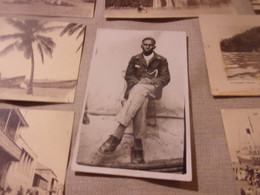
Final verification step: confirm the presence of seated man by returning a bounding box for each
[99,37,171,164]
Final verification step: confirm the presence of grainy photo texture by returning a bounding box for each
[221,109,260,195]
[199,14,260,96]
[105,0,236,18]
[0,0,95,18]
[72,29,191,181]
[250,0,260,14]
[0,108,74,195]
[0,17,85,103]
[220,26,260,80]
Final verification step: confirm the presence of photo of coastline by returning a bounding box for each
[0,17,85,103]
[220,26,260,81]
[199,14,260,96]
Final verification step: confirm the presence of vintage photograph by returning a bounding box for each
[104,0,236,18]
[0,17,85,103]
[220,26,260,80]
[221,109,260,195]
[199,14,260,96]
[72,29,191,181]
[250,0,260,14]
[0,108,74,195]
[0,0,95,18]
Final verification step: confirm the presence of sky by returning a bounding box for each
[0,17,84,81]
[20,109,74,184]
[217,25,257,40]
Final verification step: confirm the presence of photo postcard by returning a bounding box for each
[0,108,74,195]
[0,0,95,18]
[105,0,236,19]
[250,0,260,14]
[199,14,260,96]
[221,108,260,195]
[72,28,192,181]
[0,16,86,103]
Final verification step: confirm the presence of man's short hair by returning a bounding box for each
[142,37,156,45]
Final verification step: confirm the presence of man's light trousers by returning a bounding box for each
[116,84,156,139]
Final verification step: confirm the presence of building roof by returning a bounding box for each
[14,109,29,128]
[36,162,58,179]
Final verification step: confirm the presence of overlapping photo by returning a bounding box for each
[0,108,74,195]
[199,14,260,96]
[250,0,260,14]
[0,17,86,103]
[72,29,192,181]
[105,0,236,18]
[221,109,260,195]
[0,0,95,18]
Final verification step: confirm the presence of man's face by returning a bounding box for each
[141,39,156,56]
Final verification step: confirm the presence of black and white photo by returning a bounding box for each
[0,108,74,195]
[0,0,95,18]
[0,17,85,103]
[250,0,260,14]
[72,29,191,181]
[105,0,236,18]
[220,26,260,81]
[199,14,260,96]
[221,109,260,195]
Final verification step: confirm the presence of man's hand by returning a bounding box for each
[138,78,154,84]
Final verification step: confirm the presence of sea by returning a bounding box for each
[222,52,260,80]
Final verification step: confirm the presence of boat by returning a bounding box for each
[24,79,77,89]
[236,115,260,166]
[0,75,26,88]
[237,149,260,165]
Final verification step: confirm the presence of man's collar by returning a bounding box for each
[143,52,154,59]
[135,52,161,60]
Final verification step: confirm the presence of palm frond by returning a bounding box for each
[60,23,78,36]
[40,25,65,33]
[60,23,85,37]
[36,35,56,59]
[69,24,85,36]
[36,35,56,49]
[35,21,64,33]
[76,42,83,53]
[37,43,44,64]
[34,20,49,32]
[5,18,27,32]
[0,33,25,41]
[40,42,53,58]
[76,26,86,40]
[0,41,18,57]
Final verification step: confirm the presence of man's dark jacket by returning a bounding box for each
[124,52,170,99]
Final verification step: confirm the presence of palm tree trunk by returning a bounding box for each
[27,46,35,94]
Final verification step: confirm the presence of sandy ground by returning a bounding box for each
[105,5,236,18]
[0,87,75,103]
[0,0,95,18]
[77,115,184,171]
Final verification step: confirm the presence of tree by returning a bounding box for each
[220,26,260,52]
[60,23,86,52]
[0,18,62,94]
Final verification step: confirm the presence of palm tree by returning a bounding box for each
[60,23,86,52]
[0,18,62,94]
